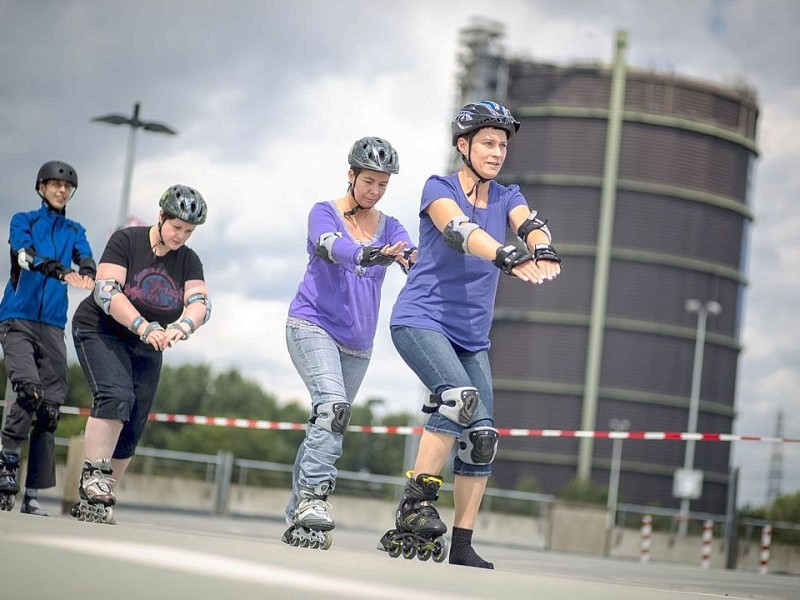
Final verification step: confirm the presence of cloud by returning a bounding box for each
[3,0,799,507]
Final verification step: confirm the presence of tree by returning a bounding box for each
[557,477,607,505]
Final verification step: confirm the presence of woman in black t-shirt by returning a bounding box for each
[71,184,211,523]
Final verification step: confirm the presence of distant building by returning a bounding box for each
[455,21,760,513]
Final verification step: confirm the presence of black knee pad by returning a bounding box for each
[14,381,43,413]
[310,401,352,434]
[34,402,60,433]
[457,426,499,465]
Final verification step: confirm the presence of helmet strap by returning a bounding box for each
[344,169,365,217]
[460,137,490,199]
[152,217,167,254]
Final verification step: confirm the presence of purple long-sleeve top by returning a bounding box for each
[288,200,414,351]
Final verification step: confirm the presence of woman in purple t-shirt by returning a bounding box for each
[282,137,416,550]
[379,102,562,568]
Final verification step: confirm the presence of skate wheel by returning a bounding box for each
[432,537,448,563]
[321,531,333,550]
[417,546,432,561]
[401,539,417,559]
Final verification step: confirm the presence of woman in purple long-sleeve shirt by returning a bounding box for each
[282,137,416,550]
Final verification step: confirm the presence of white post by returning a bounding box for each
[640,514,652,564]
[759,524,772,574]
[679,299,721,535]
[700,519,713,569]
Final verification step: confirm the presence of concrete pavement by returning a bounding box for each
[0,499,796,600]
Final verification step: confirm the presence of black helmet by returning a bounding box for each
[36,161,78,191]
[159,185,207,225]
[451,101,520,146]
[348,137,399,174]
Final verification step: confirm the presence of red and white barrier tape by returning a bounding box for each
[20,404,796,442]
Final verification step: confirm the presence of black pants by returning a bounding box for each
[1,319,67,489]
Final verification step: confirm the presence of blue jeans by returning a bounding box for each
[391,325,495,477]
[72,327,162,459]
[284,325,370,520]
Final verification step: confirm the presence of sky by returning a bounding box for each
[1,0,798,508]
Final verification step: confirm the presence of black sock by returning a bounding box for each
[449,527,494,569]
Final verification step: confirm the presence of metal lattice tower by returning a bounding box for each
[449,18,509,172]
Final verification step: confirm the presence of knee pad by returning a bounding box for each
[457,426,499,465]
[423,387,478,426]
[34,402,60,433]
[310,401,352,434]
[14,381,43,413]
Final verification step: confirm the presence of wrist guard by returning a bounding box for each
[400,248,416,274]
[78,257,97,278]
[358,246,395,267]
[140,321,165,343]
[533,243,561,265]
[167,316,195,340]
[130,316,146,335]
[40,259,73,281]
[517,210,552,244]
[493,244,532,275]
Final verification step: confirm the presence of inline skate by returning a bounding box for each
[0,451,20,511]
[71,458,116,524]
[282,481,334,550]
[378,471,448,562]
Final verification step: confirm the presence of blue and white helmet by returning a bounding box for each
[451,101,520,146]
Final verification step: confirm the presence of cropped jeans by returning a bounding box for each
[284,324,370,520]
[72,327,162,460]
[390,325,495,477]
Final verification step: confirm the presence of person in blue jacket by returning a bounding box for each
[0,161,95,514]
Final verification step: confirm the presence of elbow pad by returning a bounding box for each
[315,232,342,264]
[17,248,36,271]
[93,279,122,314]
[187,292,212,325]
[443,216,480,254]
[517,210,552,244]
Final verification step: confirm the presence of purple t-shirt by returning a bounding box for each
[390,173,527,351]
[288,201,414,350]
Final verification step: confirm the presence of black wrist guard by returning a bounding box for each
[78,257,97,278]
[493,244,532,275]
[359,246,396,267]
[533,244,561,265]
[400,248,416,274]
[40,260,73,281]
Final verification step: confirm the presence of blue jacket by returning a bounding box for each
[0,201,95,329]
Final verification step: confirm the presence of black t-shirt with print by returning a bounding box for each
[73,226,205,337]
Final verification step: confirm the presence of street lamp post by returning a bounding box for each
[91,102,177,229]
[677,299,722,535]
[607,418,630,529]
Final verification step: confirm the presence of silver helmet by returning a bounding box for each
[348,137,399,174]
[159,185,207,225]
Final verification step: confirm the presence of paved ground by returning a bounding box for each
[0,499,797,600]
